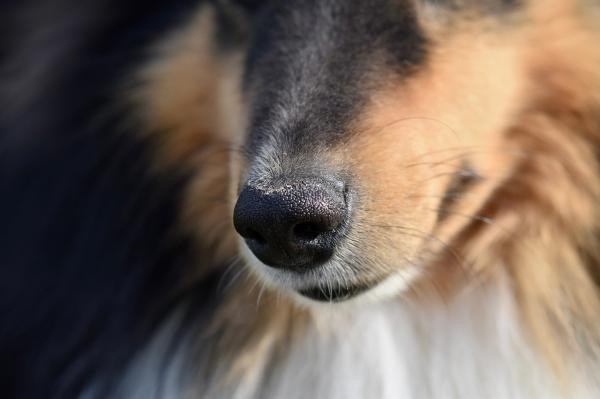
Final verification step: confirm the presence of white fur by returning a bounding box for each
[112,271,596,399]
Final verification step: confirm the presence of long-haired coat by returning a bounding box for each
[1,0,599,398]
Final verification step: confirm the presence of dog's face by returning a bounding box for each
[215,0,597,303]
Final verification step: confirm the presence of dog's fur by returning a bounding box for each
[1,0,599,398]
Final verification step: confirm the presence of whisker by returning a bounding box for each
[218,256,244,292]
[403,192,475,201]
[414,170,477,184]
[365,116,461,140]
[247,273,263,297]
[405,146,528,167]
[426,207,496,225]
[365,223,466,270]
[256,280,268,308]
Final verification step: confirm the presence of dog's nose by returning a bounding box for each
[233,176,348,271]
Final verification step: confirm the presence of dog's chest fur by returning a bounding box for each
[116,276,594,399]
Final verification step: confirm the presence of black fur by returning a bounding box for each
[244,0,427,162]
[0,1,221,398]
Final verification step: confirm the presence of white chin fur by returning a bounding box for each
[115,269,595,399]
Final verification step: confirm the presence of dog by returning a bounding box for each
[1,0,599,398]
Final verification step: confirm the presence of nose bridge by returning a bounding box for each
[244,2,368,154]
[251,173,344,198]
[246,144,331,190]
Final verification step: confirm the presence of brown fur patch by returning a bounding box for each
[127,5,246,271]
[327,15,526,281]
[210,284,307,390]
[430,0,600,378]
[498,0,600,376]
[330,0,600,378]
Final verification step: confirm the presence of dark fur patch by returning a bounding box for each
[0,1,223,397]
[242,0,428,170]
[436,163,481,223]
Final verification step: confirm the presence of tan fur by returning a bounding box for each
[127,5,246,270]
[210,286,307,390]
[327,0,600,379]
[499,0,600,376]
[328,9,527,284]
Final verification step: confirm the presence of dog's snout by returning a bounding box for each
[233,176,348,271]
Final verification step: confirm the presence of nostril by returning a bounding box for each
[244,228,266,245]
[293,222,327,241]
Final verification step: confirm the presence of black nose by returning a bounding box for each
[233,176,348,271]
